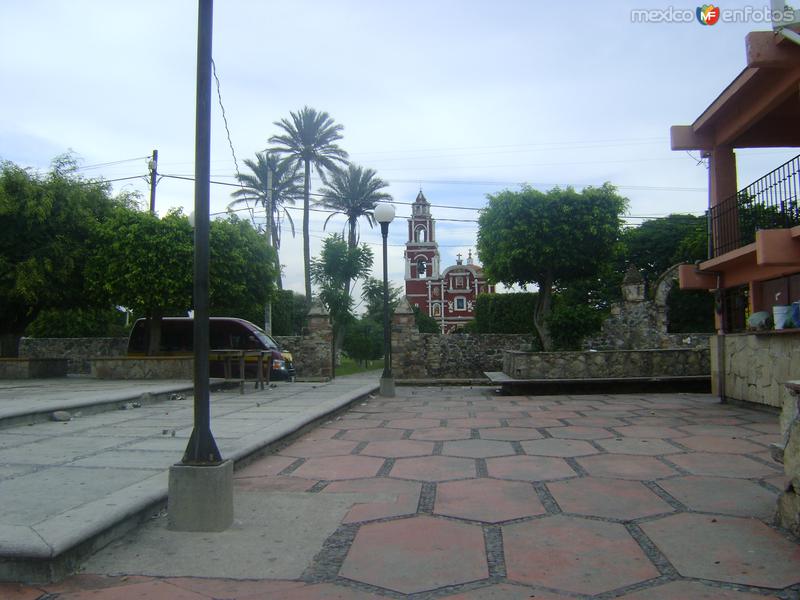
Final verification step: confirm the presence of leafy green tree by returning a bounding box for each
[0,157,123,356]
[412,306,441,333]
[25,307,130,338]
[228,151,301,289]
[360,277,402,322]
[269,107,349,306]
[343,317,383,366]
[477,184,627,350]
[310,234,373,377]
[271,290,307,336]
[86,208,193,354]
[209,214,277,325]
[544,299,606,350]
[472,293,539,334]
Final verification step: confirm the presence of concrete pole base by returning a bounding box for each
[380,377,395,397]
[168,459,233,532]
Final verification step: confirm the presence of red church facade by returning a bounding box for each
[404,191,494,333]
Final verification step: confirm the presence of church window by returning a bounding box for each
[454,276,464,288]
[415,227,427,242]
[455,297,466,311]
[432,304,441,317]
[416,257,427,278]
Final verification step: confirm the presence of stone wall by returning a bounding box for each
[712,332,800,408]
[275,299,334,379]
[0,358,69,379]
[19,337,128,374]
[390,298,534,380]
[503,348,710,380]
[91,357,194,379]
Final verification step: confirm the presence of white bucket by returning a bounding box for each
[773,305,792,330]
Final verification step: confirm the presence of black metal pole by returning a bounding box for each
[149,149,158,214]
[381,221,392,380]
[183,0,221,465]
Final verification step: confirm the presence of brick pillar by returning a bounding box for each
[392,297,424,379]
[305,299,333,379]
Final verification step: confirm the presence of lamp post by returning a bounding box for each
[374,203,395,397]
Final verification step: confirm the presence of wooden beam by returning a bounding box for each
[746,31,800,68]
[670,125,712,151]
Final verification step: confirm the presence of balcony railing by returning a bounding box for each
[709,153,800,258]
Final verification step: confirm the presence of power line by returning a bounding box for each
[75,156,150,172]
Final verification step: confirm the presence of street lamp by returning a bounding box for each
[374,203,395,397]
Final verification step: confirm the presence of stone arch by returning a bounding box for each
[415,226,427,242]
[652,263,682,309]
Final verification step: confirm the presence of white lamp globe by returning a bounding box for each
[374,203,396,224]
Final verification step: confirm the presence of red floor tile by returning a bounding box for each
[617,580,779,599]
[323,419,385,430]
[0,583,47,600]
[448,417,503,428]
[233,475,316,492]
[520,438,599,457]
[290,455,385,480]
[612,425,688,438]
[503,515,659,594]
[442,583,572,599]
[657,475,779,519]
[668,452,779,479]
[385,417,442,429]
[340,427,405,442]
[390,455,477,481]
[359,439,435,458]
[324,477,422,523]
[479,427,544,441]
[677,435,766,454]
[55,580,210,599]
[233,455,297,479]
[410,427,472,441]
[278,438,359,458]
[166,577,305,599]
[486,455,576,482]
[594,437,682,456]
[340,516,488,594]
[435,477,545,522]
[548,477,674,520]
[547,426,614,440]
[442,439,516,458]
[641,513,800,588]
[261,582,384,599]
[504,417,565,428]
[576,454,677,480]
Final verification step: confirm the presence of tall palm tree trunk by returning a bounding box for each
[303,158,312,308]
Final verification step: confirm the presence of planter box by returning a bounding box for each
[0,358,69,379]
[91,357,194,380]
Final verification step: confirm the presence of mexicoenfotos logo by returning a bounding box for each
[696,4,721,25]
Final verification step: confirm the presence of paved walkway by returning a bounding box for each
[3,386,800,599]
[0,374,379,582]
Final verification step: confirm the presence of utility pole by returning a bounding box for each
[148,149,159,214]
[264,167,273,334]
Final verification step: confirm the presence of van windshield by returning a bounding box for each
[253,330,277,349]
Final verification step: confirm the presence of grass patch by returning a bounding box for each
[336,356,383,376]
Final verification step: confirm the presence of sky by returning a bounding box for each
[1,0,798,305]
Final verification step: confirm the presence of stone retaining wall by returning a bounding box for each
[502,347,710,380]
[19,337,128,374]
[0,358,69,379]
[91,357,194,379]
[712,332,800,408]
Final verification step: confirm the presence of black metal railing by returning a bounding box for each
[709,153,800,257]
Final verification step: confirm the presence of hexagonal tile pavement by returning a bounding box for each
[547,477,674,520]
[617,580,778,599]
[390,455,477,482]
[479,427,544,441]
[676,435,765,454]
[486,455,576,482]
[641,513,800,588]
[340,427,406,442]
[340,516,488,594]
[594,437,682,456]
[409,427,472,441]
[435,478,545,522]
[385,417,442,429]
[612,425,688,439]
[359,439,434,458]
[234,475,317,492]
[503,515,659,594]
[657,475,778,519]
[520,438,599,458]
[547,426,615,440]
[677,424,759,438]
[233,455,297,479]
[576,454,677,480]
[164,578,307,599]
[324,478,422,523]
[448,417,503,428]
[505,417,566,428]
[279,438,359,458]
[323,419,385,430]
[441,583,572,599]
[290,455,385,480]
[442,439,516,458]
[566,417,628,428]
[668,452,778,479]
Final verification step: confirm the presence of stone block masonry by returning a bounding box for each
[19,337,128,374]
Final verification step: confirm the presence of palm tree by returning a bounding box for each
[228,151,301,289]
[269,107,348,305]
[318,164,392,250]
